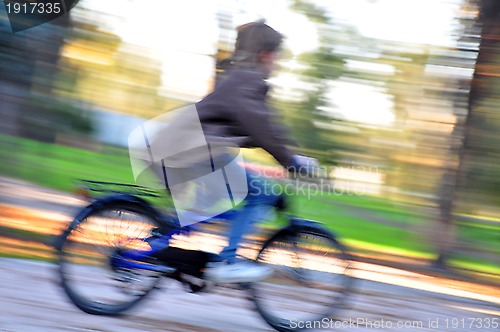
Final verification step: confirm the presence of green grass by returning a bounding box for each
[449,258,500,276]
[1,135,135,192]
[1,134,499,275]
[457,221,500,251]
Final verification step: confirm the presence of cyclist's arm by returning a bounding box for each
[233,80,295,167]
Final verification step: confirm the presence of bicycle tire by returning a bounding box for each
[55,197,166,315]
[251,220,354,331]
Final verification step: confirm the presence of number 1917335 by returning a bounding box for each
[444,317,498,329]
[6,2,62,14]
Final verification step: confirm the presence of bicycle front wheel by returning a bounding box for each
[251,222,354,332]
[56,199,165,315]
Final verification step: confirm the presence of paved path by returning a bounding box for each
[0,258,498,332]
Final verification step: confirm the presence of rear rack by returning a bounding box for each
[77,180,161,198]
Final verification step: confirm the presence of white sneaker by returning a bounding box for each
[204,261,273,284]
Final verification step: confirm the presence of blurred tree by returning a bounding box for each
[59,12,164,119]
[0,8,94,142]
[435,0,500,268]
[0,11,34,136]
[286,0,348,163]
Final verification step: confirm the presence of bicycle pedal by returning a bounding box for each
[180,274,207,293]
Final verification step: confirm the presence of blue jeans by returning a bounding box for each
[217,169,279,263]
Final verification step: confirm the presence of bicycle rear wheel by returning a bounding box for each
[251,222,354,331]
[56,199,165,315]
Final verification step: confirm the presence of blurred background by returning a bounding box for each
[0,0,499,281]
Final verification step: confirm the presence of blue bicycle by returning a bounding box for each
[54,180,354,332]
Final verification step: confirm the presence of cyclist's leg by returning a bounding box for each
[218,170,278,263]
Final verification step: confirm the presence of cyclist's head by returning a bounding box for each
[231,21,283,77]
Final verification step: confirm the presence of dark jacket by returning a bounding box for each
[195,67,294,167]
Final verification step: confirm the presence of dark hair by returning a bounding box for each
[215,22,283,84]
[235,22,283,53]
[231,21,283,65]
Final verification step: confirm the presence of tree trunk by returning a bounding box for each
[434,0,500,268]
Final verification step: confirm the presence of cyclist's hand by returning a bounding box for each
[287,155,320,177]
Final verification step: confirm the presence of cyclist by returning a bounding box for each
[192,21,318,283]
